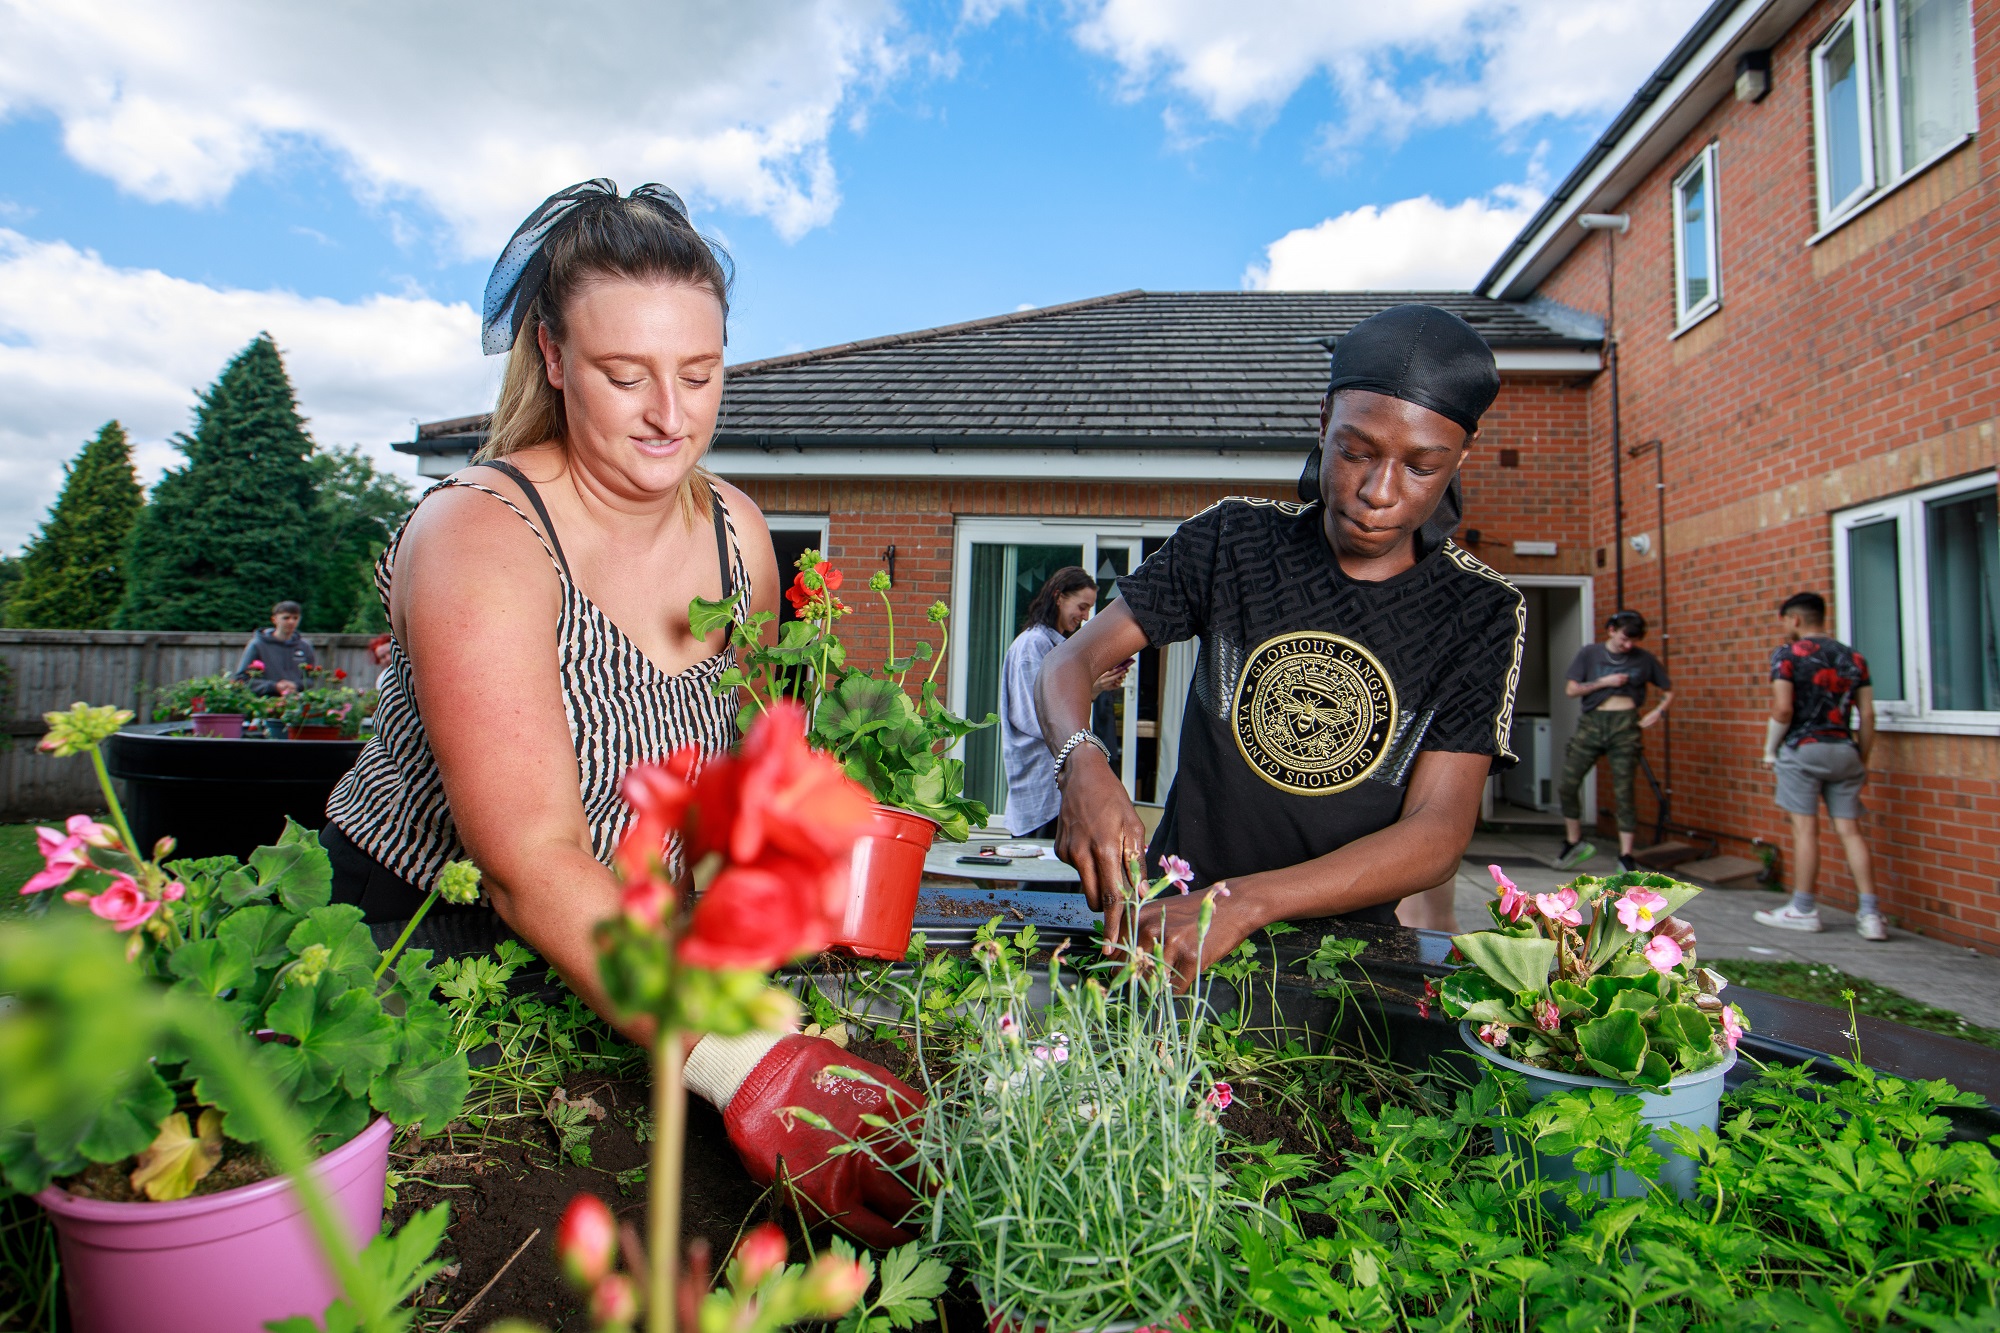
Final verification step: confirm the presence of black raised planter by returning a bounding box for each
[904,886,2000,1137]
[102,722,365,862]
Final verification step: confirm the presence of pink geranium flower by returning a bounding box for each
[1490,865,1530,922]
[1533,888,1582,928]
[22,816,108,894]
[1161,855,1194,893]
[67,875,158,931]
[1720,1004,1744,1051]
[1643,933,1684,973]
[1614,887,1668,932]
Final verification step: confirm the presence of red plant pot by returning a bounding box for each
[189,712,245,739]
[286,725,346,740]
[829,804,938,960]
[35,1115,392,1333]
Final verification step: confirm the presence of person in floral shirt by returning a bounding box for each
[1754,591,1886,941]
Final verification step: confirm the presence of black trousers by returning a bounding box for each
[324,822,521,959]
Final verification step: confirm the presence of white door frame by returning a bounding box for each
[1496,573,1597,824]
[950,516,1183,799]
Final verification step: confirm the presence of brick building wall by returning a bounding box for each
[1529,0,2000,949]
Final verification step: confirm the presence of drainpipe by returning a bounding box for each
[1578,213,1631,609]
[1631,437,1670,835]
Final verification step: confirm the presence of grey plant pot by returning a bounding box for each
[1460,1019,1735,1202]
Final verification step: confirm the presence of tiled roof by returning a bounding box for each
[398,290,1594,455]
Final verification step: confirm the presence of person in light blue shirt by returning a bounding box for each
[1000,567,1129,837]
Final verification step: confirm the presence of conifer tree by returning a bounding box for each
[118,335,321,632]
[6,421,145,629]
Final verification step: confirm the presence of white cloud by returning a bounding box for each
[1066,0,1710,136]
[1244,187,1544,291]
[0,230,495,551]
[0,0,909,253]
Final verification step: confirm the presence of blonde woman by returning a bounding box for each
[323,181,920,1245]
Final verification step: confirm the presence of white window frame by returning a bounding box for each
[1810,0,1979,235]
[1831,470,2000,735]
[1671,144,1722,333]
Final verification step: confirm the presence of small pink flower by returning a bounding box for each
[1477,1022,1510,1050]
[1533,888,1582,928]
[1643,934,1684,973]
[997,1012,1019,1039]
[249,659,265,671]
[22,824,92,894]
[1417,977,1437,1021]
[1491,863,1531,922]
[1534,999,1561,1033]
[78,876,158,931]
[1031,1033,1069,1064]
[1210,883,1231,899]
[1614,888,1668,932]
[1206,1081,1233,1111]
[162,880,185,902]
[65,815,116,848]
[1161,855,1194,892]
[1720,1004,1744,1051]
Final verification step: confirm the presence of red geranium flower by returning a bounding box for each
[679,853,847,969]
[616,746,705,882]
[726,702,873,871]
[784,561,844,615]
[332,668,348,681]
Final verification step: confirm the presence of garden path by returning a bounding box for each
[1457,832,2000,1029]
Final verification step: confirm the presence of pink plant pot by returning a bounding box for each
[189,712,246,739]
[36,1116,392,1333]
[286,725,346,741]
[829,805,938,960]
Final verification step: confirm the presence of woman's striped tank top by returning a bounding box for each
[325,461,748,892]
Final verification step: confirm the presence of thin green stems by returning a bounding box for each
[649,1023,687,1333]
[373,887,441,981]
[87,746,142,868]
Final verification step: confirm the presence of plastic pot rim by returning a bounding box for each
[1458,1019,1738,1094]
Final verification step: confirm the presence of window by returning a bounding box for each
[1811,0,1976,229]
[1833,472,2000,731]
[1671,145,1721,328]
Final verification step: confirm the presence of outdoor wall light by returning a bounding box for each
[1513,540,1559,557]
[1577,213,1630,233]
[1630,533,1654,556]
[1735,50,1772,103]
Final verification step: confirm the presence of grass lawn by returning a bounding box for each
[1724,958,2000,1052]
[0,824,41,912]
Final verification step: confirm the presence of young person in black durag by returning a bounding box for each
[1038,305,1525,986]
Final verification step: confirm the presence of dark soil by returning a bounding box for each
[917,892,1029,921]
[61,1137,274,1202]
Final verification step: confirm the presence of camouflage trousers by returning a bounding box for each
[1557,708,1643,832]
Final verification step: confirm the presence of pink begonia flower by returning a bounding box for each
[1534,999,1562,1034]
[1643,933,1685,973]
[1615,887,1669,932]
[1477,1022,1510,1050]
[1206,1081,1233,1111]
[1490,865,1531,922]
[69,876,159,931]
[1533,888,1583,928]
[1720,1004,1744,1051]
[1161,855,1194,893]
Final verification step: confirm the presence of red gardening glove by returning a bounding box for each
[722,1035,925,1248]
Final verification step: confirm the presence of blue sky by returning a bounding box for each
[0,0,1706,550]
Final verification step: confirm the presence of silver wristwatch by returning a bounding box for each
[1052,729,1112,781]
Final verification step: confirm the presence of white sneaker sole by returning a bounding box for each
[1857,916,1889,942]
[1753,911,1824,933]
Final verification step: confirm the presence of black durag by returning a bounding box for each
[1298,304,1500,545]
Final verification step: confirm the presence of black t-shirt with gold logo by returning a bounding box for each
[1117,497,1524,923]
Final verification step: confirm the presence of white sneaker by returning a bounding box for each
[1856,911,1888,942]
[1753,904,1824,933]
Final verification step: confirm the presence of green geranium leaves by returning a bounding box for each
[260,976,398,1104]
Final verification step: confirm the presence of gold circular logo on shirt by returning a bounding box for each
[1231,631,1398,795]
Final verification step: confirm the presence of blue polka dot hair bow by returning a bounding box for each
[480,178,690,356]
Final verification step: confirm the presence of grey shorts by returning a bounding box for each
[1774,741,1866,819]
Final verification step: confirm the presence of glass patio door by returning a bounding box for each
[957,531,1151,821]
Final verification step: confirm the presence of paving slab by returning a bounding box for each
[1452,831,2000,1029]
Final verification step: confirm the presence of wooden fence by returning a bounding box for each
[0,630,385,819]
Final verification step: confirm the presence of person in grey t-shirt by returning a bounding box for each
[999,567,1129,837]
